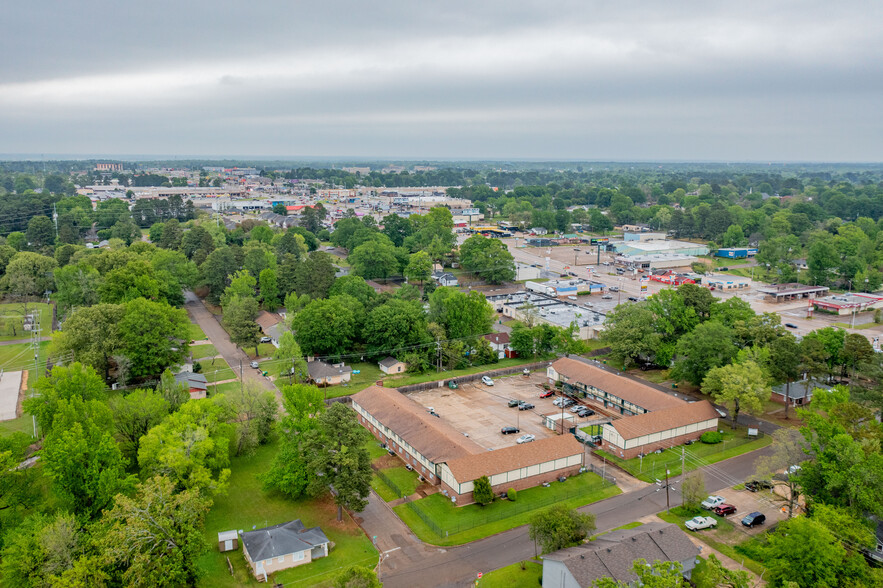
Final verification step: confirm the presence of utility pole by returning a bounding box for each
[665,469,670,511]
[436,338,441,373]
[681,448,686,505]
[52,203,58,239]
[239,360,243,393]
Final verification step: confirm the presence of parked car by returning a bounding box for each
[250,361,260,369]
[501,426,520,435]
[701,495,726,510]
[508,399,521,407]
[602,294,613,299]
[539,390,554,398]
[562,398,575,407]
[516,434,536,444]
[685,516,718,531]
[713,504,737,516]
[609,286,619,291]
[784,323,798,329]
[627,296,639,302]
[578,408,595,417]
[482,376,494,386]
[567,295,577,301]
[741,512,766,528]
[259,336,272,343]
[518,402,535,411]
[553,397,565,407]
[745,480,773,492]
[569,405,583,413]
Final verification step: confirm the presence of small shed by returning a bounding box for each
[218,530,238,552]
[544,413,576,433]
[379,357,407,375]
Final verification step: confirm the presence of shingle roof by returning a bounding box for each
[307,360,352,380]
[483,332,510,345]
[351,385,483,463]
[175,371,208,390]
[550,357,684,412]
[241,519,329,562]
[379,356,403,368]
[445,435,583,483]
[610,400,719,440]
[543,523,699,585]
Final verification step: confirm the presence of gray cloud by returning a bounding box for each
[1,1,880,160]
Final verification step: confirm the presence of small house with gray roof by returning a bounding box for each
[240,519,330,581]
[542,522,700,587]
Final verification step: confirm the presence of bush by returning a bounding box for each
[508,488,517,501]
[700,431,723,444]
[473,475,494,506]
[670,504,703,517]
[192,362,202,374]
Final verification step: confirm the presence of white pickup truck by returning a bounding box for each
[701,495,726,510]
[685,516,718,531]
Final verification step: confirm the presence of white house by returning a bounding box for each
[240,520,330,581]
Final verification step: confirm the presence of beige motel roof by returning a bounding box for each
[444,434,583,483]
[610,400,719,441]
[351,385,483,463]
[550,357,684,412]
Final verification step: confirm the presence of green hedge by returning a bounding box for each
[508,488,517,501]
[701,431,723,444]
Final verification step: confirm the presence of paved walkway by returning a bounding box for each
[184,291,277,397]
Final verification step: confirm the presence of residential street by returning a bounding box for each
[366,444,774,588]
[183,291,277,395]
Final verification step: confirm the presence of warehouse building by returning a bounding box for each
[701,275,752,291]
[612,238,709,257]
[351,386,585,505]
[715,247,758,259]
[616,253,698,270]
[486,291,606,340]
[811,293,883,315]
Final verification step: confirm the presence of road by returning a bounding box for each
[183,291,277,395]
[367,443,773,588]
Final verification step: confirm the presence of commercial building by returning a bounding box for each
[715,247,758,259]
[615,253,697,270]
[756,283,829,302]
[701,275,752,291]
[542,523,700,587]
[612,238,709,257]
[811,293,883,315]
[487,291,606,340]
[648,271,696,286]
[351,385,584,505]
[547,357,719,458]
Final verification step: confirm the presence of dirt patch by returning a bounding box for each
[373,455,400,470]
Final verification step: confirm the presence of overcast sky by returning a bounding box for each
[1,1,880,161]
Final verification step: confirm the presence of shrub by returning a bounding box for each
[508,488,517,501]
[473,475,494,506]
[671,504,702,517]
[192,362,202,374]
[700,431,723,444]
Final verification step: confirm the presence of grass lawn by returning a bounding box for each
[0,341,52,398]
[479,560,542,588]
[188,322,207,341]
[832,321,879,330]
[393,472,620,546]
[197,359,237,383]
[596,428,773,483]
[191,343,220,360]
[366,440,389,462]
[371,466,420,502]
[211,381,242,395]
[197,437,378,588]
[0,415,34,437]
[657,509,767,577]
[317,362,388,399]
[580,424,603,436]
[393,357,544,387]
[631,368,672,385]
[0,302,53,342]
[590,521,643,540]
[244,343,276,360]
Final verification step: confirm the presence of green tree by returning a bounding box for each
[158,218,183,250]
[349,239,399,280]
[262,384,326,498]
[220,269,257,307]
[458,235,515,284]
[272,203,288,215]
[472,475,494,505]
[2,251,57,297]
[118,298,190,379]
[592,559,685,588]
[328,275,378,307]
[273,332,309,383]
[677,283,717,320]
[842,332,873,378]
[428,287,494,339]
[42,397,136,518]
[333,565,382,588]
[99,260,166,304]
[381,213,413,247]
[102,475,211,588]
[768,334,801,419]
[109,389,170,466]
[601,304,663,368]
[0,512,87,588]
[764,517,844,588]
[199,247,238,304]
[51,304,125,379]
[54,263,102,312]
[23,362,108,435]
[156,368,189,411]
[27,215,56,249]
[110,219,141,245]
[221,294,261,356]
[807,239,839,286]
[305,403,372,521]
[362,299,430,358]
[404,250,433,285]
[292,297,357,356]
[137,401,233,495]
[294,251,337,299]
[681,472,705,509]
[528,504,596,554]
[258,268,280,311]
[671,321,737,386]
[214,382,277,457]
[702,360,771,429]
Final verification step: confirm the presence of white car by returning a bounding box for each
[250,361,260,369]
[701,495,726,510]
[481,376,494,386]
[516,434,535,444]
[553,397,565,407]
[685,516,718,531]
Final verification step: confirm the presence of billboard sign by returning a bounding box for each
[590,237,609,245]
[462,208,480,216]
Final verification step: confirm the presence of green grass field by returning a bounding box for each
[0,302,53,342]
[197,359,237,383]
[0,415,34,437]
[393,473,620,545]
[197,437,378,588]
[832,321,879,330]
[211,381,242,396]
[188,322,207,341]
[244,343,276,360]
[393,357,543,388]
[191,343,220,360]
[596,428,772,483]
[371,466,420,502]
[478,560,542,587]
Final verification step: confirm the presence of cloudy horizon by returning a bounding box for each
[2,1,881,162]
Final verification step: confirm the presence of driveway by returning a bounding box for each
[183,291,277,396]
[367,442,774,588]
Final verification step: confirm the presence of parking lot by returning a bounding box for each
[405,372,605,450]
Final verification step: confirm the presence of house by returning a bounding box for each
[542,522,700,587]
[256,311,283,344]
[864,519,883,566]
[771,378,830,407]
[240,520,330,581]
[483,332,515,359]
[306,360,352,386]
[379,356,407,375]
[432,271,459,287]
[174,371,208,400]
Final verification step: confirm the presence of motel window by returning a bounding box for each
[277,555,285,563]
[293,551,305,561]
